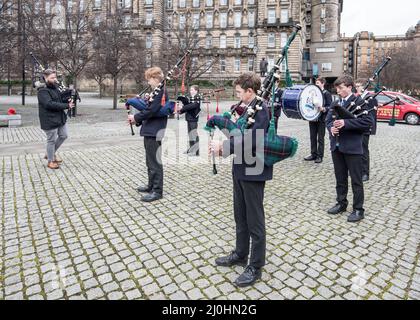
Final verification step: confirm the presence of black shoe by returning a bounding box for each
[137,186,152,193]
[215,251,247,267]
[314,157,323,163]
[327,203,347,215]
[234,265,262,287]
[304,155,317,161]
[362,175,369,182]
[347,210,364,222]
[141,192,162,202]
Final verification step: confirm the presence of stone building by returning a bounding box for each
[342,21,420,80]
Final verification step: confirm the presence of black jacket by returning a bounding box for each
[326,94,373,155]
[318,89,333,122]
[223,101,273,182]
[179,97,201,122]
[38,84,69,130]
[363,95,378,135]
[134,89,168,138]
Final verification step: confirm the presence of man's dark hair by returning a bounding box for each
[316,77,326,85]
[234,72,261,94]
[334,75,354,88]
[43,69,56,77]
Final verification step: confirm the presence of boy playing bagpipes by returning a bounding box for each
[128,67,169,202]
[178,85,201,156]
[210,73,273,287]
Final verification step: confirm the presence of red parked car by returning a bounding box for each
[373,91,420,125]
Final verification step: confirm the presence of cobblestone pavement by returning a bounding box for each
[0,98,419,300]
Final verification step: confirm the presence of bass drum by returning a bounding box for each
[281,85,324,121]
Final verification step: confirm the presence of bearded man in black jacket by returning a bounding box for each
[38,69,74,170]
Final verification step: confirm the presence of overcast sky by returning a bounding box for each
[340,0,419,37]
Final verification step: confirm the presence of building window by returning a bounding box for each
[248,35,254,48]
[123,15,131,28]
[220,34,227,48]
[234,0,242,5]
[234,35,241,48]
[321,0,326,3]
[121,0,132,7]
[280,9,288,23]
[220,57,226,72]
[206,0,213,6]
[220,0,227,5]
[167,15,173,29]
[234,57,241,72]
[320,23,326,34]
[220,12,227,28]
[146,53,152,67]
[79,0,85,11]
[268,33,275,48]
[206,12,213,28]
[145,10,153,25]
[166,0,172,9]
[67,0,73,10]
[281,32,287,47]
[146,33,153,49]
[321,8,326,19]
[268,55,274,70]
[234,12,241,28]
[321,62,332,72]
[206,35,213,49]
[206,58,212,72]
[193,13,200,29]
[248,58,254,72]
[179,0,186,8]
[248,0,255,4]
[193,0,200,7]
[179,14,186,29]
[268,9,276,24]
[46,0,51,13]
[94,0,101,9]
[248,10,255,28]
[94,14,101,26]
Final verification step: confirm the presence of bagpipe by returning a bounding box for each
[29,52,79,118]
[204,26,302,172]
[332,56,392,121]
[126,50,191,134]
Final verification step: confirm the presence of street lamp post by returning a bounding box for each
[17,0,26,106]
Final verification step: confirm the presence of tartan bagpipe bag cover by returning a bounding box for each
[204,112,298,166]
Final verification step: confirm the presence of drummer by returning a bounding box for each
[303,77,332,164]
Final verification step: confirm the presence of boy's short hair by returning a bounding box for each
[334,75,354,88]
[191,85,199,93]
[316,77,326,84]
[145,67,164,82]
[233,72,261,94]
[355,78,367,85]
[43,69,56,77]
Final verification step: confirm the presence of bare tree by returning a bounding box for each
[54,0,95,89]
[164,22,217,90]
[129,38,147,93]
[98,10,135,109]
[84,48,108,98]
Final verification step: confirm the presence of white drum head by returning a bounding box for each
[299,85,324,121]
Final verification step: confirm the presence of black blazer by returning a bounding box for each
[38,84,69,131]
[318,89,333,122]
[222,102,273,182]
[326,94,373,155]
[179,97,201,122]
[134,89,168,138]
[364,95,378,135]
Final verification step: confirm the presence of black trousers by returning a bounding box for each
[144,136,163,195]
[331,149,364,211]
[233,177,266,269]
[362,134,370,177]
[187,121,199,154]
[309,120,326,159]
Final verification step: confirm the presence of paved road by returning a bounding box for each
[0,98,419,300]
